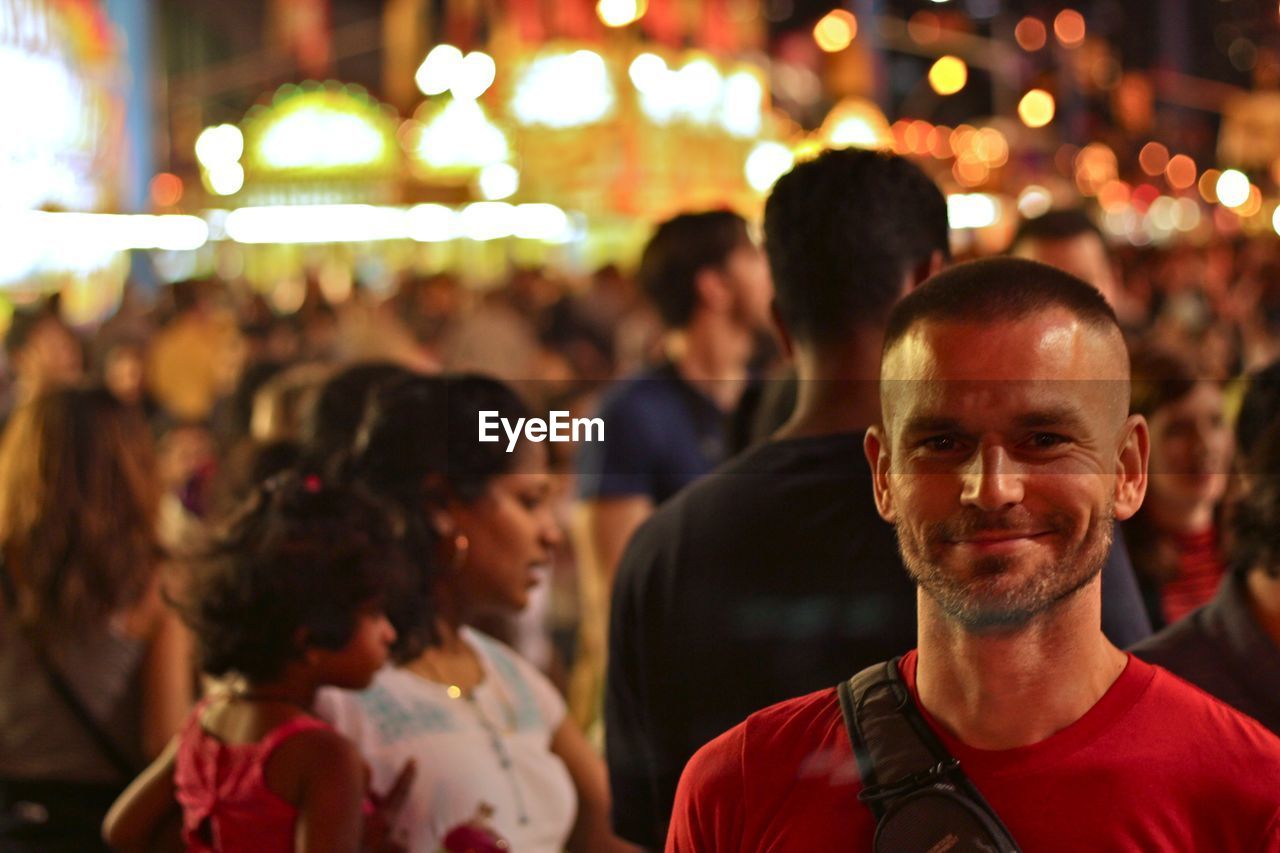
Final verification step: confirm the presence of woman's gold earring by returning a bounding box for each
[451,533,470,572]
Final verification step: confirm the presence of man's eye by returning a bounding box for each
[1028,432,1069,449]
[922,436,958,452]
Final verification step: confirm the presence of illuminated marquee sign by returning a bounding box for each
[0,0,121,211]
[241,83,401,180]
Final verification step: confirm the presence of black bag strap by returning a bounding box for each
[837,657,1020,851]
[0,557,139,780]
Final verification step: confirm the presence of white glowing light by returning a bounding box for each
[416,44,464,96]
[598,0,645,27]
[224,205,409,244]
[1216,169,1250,208]
[830,116,881,148]
[1148,196,1177,232]
[1016,185,1053,219]
[451,51,497,101]
[205,162,245,196]
[947,193,1001,229]
[629,53,668,92]
[416,99,510,169]
[720,71,764,137]
[0,211,208,284]
[675,59,723,119]
[513,204,572,242]
[511,50,616,128]
[477,163,520,200]
[459,202,517,241]
[406,204,457,242]
[257,110,389,171]
[745,142,795,193]
[194,124,244,168]
[1174,198,1201,232]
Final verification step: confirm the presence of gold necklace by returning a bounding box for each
[411,649,478,699]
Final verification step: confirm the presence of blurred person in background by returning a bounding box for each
[0,305,84,425]
[572,210,773,729]
[319,375,635,853]
[1133,360,1280,733]
[0,387,191,850]
[1125,343,1233,629]
[147,280,244,423]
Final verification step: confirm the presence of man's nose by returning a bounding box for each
[959,445,1024,511]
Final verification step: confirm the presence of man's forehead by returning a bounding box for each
[881,311,1128,383]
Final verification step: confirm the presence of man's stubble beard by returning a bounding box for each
[896,505,1115,632]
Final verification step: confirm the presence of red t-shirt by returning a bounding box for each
[668,651,1280,852]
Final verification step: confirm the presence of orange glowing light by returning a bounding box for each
[1165,155,1197,190]
[1015,17,1047,51]
[1199,169,1221,204]
[1138,142,1169,177]
[150,173,184,207]
[1054,9,1086,47]
[906,11,942,45]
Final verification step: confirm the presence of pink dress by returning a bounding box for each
[174,699,334,852]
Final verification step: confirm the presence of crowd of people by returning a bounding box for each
[1,145,1280,850]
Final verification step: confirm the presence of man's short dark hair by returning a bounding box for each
[1010,208,1103,251]
[883,257,1121,357]
[637,210,751,329]
[763,148,949,345]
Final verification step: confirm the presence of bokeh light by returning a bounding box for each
[928,56,968,96]
[1216,169,1250,208]
[813,10,857,52]
[1054,9,1086,48]
[1015,17,1047,51]
[1018,89,1056,128]
[1165,154,1197,190]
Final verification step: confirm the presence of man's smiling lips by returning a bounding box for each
[948,530,1053,551]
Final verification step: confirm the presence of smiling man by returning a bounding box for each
[667,258,1280,851]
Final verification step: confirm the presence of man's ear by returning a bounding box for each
[864,425,896,523]
[770,299,793,359]
[1113,414,1149,521]
[905,250,946,292]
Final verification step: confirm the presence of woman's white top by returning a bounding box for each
[317,627,576,852]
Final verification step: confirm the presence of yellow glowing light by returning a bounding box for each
[813,10,857,53]
[745,142,795,192]
[1015,17,1047,51]
[415,44,464,97]
[1138,142,1169,177]
[1165,154,1197,190]
[243,86,400,177]
[1018,89,1056,128]
[820,98,893,150]
[1270,204,1280,238]
[597,0,647,27]
[1239,185,1263,218]
[928,56,968,96]
[1216,169,1250,208]
[973,127,1009,167]
[953,153,989,187]
[1054,9,1086,47]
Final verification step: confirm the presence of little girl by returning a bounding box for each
[104,472,416,852]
